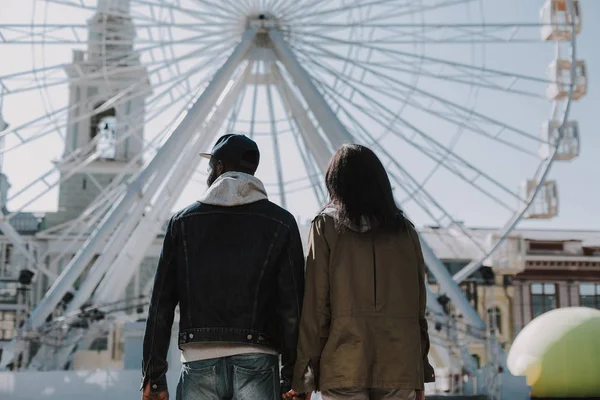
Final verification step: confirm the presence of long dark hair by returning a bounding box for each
[325,144,406,232]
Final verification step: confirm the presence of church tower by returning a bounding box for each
[47,0,151,226]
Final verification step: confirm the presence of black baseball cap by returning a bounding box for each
[200,134,260,173]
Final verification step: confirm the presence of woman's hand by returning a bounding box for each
[415,389,425,400]
[282,389,312,399]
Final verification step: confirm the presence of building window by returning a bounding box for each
[528,241,564,254]
[487,306,503,334]
[0,311,16,341]
[0,281,18,304]
[471,354,481,368]
[89,337,108,352]
[96,116,117,159]
[580,283,600,309]
[1,243,12,277]
[90,105,116,160]
[531,283,558,318]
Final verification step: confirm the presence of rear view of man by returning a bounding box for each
[141,134,305,400]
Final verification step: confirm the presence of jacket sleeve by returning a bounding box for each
[409,224,436,383]
[292,216,331,393]
[277,217,306,394]
[141,217,179,393]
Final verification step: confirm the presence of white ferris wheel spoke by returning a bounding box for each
[265,80,287,208]
[292,46,548,156]
[294,31,552,85]
[296,44,545,100]
[286,0,474,23]
[133,0,240,22]
[292,41,543,155]
[296,51,527,211]
[292,40,547,146]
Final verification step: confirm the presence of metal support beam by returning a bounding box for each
[0,29,257,369]
[266,78,287,208]
[271,63,333,172]
[269,30,353,149]
[420,239,485,372]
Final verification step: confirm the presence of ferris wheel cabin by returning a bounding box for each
[540,0,581,41]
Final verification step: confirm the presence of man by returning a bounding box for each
[141,134,305,400]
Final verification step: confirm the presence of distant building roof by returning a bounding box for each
[418,226,600,260]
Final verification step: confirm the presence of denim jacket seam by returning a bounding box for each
[145,219,177,386]
[251,223,282,327]
[286,240,301,324]
[181,327,271,333]
[180,220,193,326]
[146,250,173,384]
[175,210,290,227]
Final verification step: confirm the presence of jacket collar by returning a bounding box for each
[322,206,373,233]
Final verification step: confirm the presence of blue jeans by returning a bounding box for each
[176,353,280,400]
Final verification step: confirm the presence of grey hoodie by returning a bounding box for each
[199,171,268,207]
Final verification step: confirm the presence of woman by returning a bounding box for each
[290,145,435,400]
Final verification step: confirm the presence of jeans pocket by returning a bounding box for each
[233,362,279,400]
[178,364,218,400]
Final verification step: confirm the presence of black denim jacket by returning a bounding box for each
[141,200,305,394]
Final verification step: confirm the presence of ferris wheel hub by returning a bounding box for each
[247,13,280,31]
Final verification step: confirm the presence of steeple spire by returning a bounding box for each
[97,0,131,15]
[88,0,136,65]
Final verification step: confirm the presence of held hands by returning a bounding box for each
[142,383,169,400]
[282,389,312,399]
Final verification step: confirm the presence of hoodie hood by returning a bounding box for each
[322,206,373,233]
[199,171,268,207]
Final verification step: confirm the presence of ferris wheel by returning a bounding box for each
[0,0,586,392]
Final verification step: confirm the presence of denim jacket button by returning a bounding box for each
[189,333,194,339]
[152,384,158,389]
[247,334,253,340]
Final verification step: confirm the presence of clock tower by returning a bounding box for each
[46,0,151,227]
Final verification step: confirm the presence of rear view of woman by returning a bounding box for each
[292,145,435,400]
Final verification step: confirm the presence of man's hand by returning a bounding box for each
[282,389,312,399]
[415,389,425,400]
[142,383,169,400]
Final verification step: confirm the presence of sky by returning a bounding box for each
[0,0,598,231]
